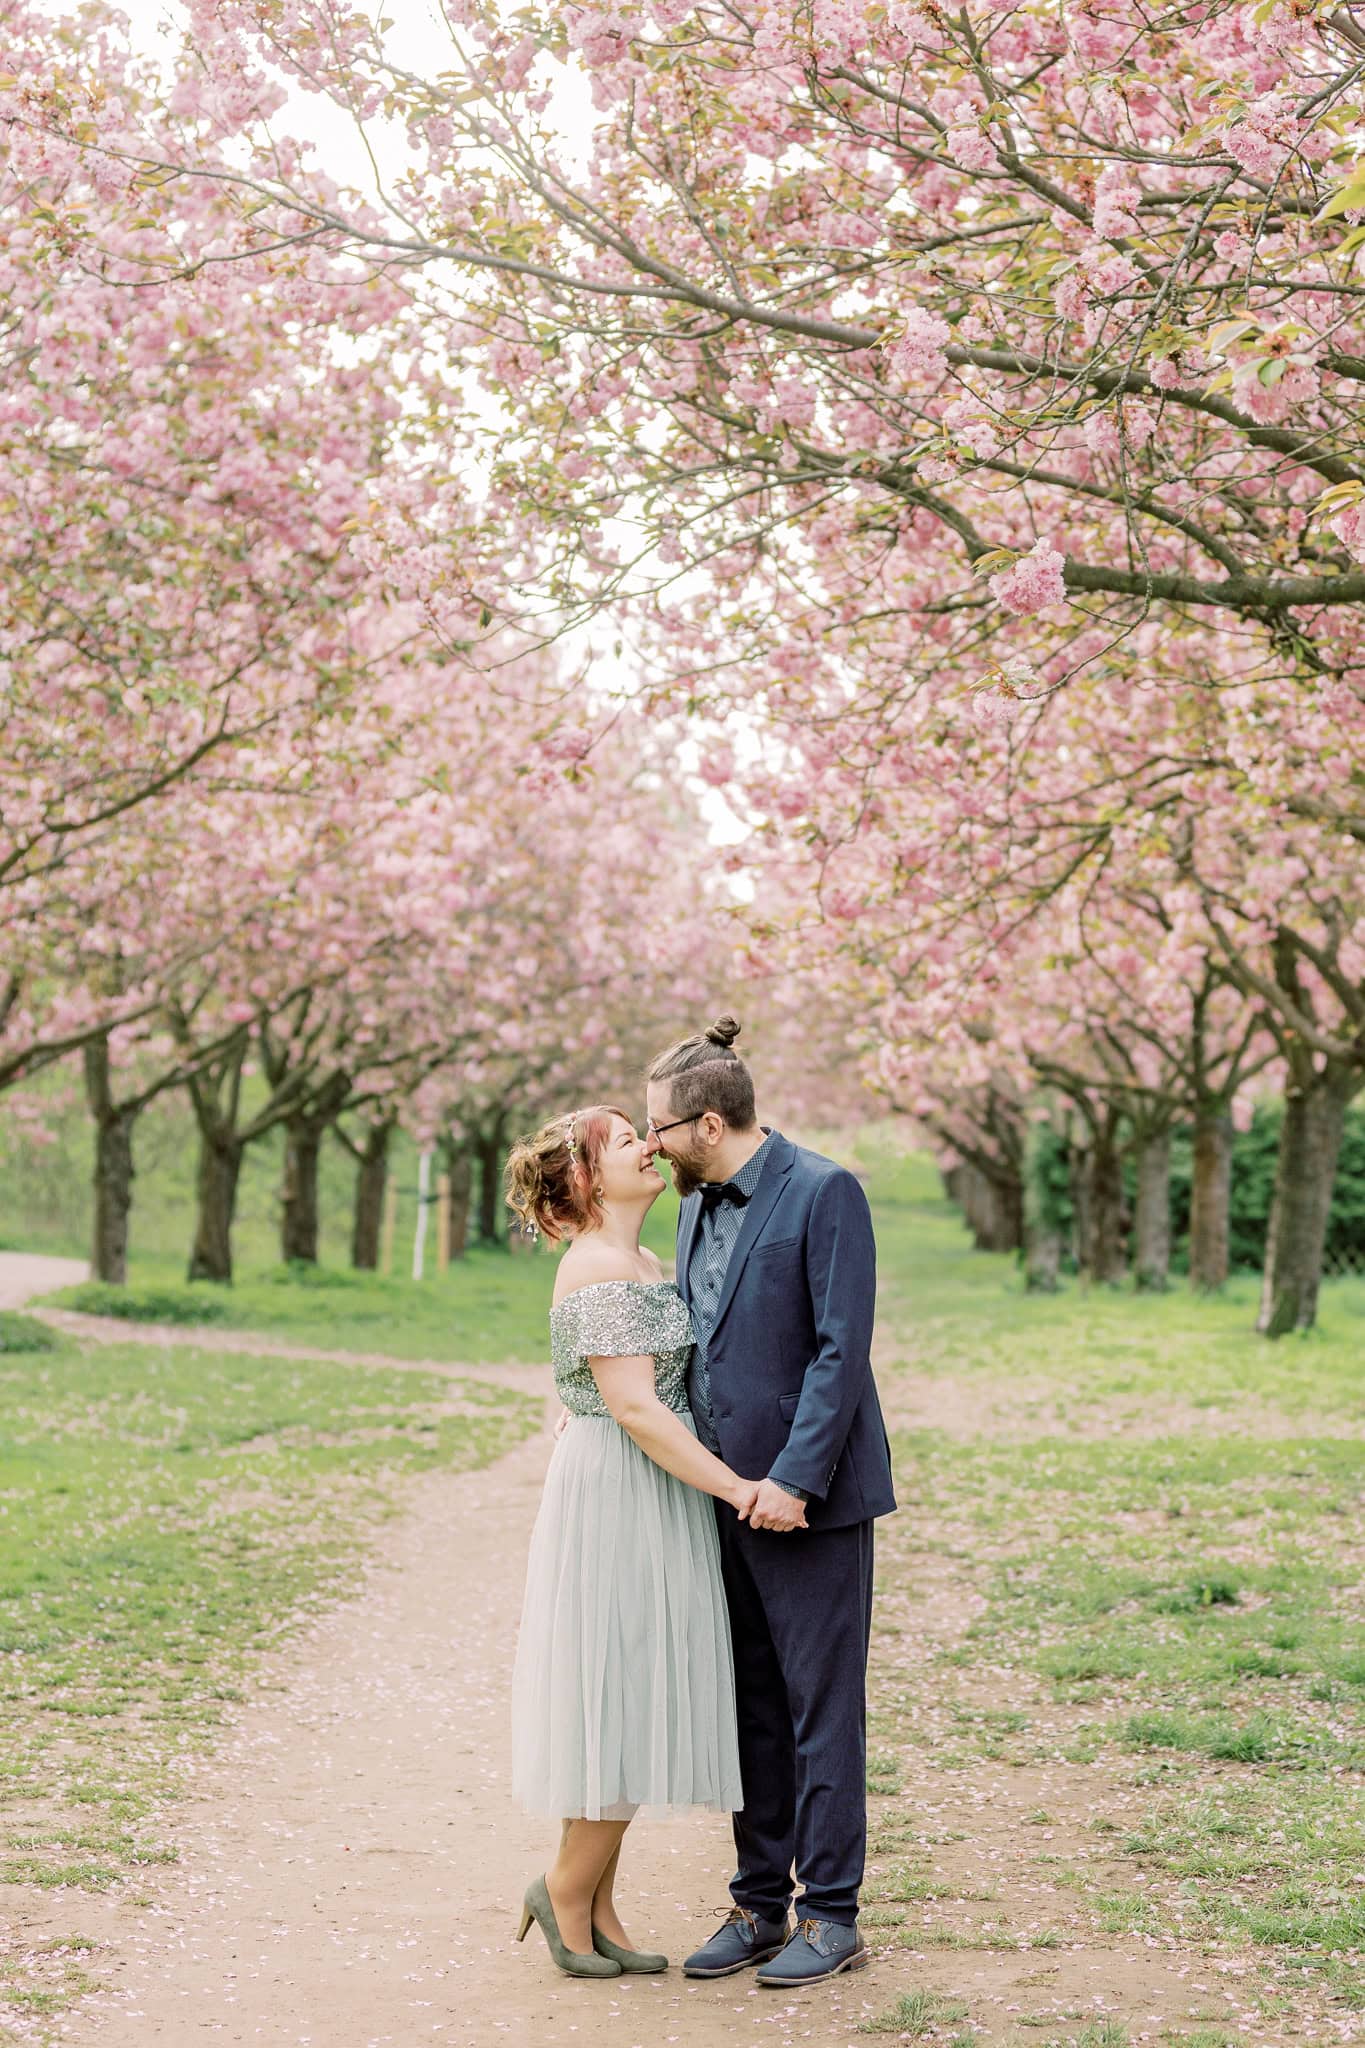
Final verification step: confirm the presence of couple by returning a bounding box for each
[505,1016,896,1986]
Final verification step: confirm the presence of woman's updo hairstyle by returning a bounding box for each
[504,1104,633,1242]
[646,1014,756,1129]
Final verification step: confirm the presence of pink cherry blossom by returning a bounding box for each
[888,306,952,384]
[989,539,1068,615]
[946,126,998,172]
[1330,502,1365,562]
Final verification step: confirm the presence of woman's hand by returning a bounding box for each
[729,1476,762,1521]
[553,1405,571,1440]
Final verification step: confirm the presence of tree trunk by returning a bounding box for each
[476,1130,503,1243]
[1067,1143,1090,1275]
[188,1136,243,1283]
[1257,1067,1352,1337]
[1081,1126,1126,1284]
[942,1163,965,1209]
[1189,1109,1232,1292]
[959,1164,987,1244]
[280,1115,323,1265]
[90,1104,136,1284]
[1133,1127,1171,1292]
[1024,1220,1062,1292]
[989,1168,1024,1253]
[83,1035,137,1285]
[351,1120,392,1271]
[446,1143,472,1262]
[450,1150,472,1261]
[961,1163,1024,1252]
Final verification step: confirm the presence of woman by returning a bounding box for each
[504,1104,757,1978]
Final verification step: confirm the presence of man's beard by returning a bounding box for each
[666,1141,713,1201]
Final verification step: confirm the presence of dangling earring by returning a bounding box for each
[594,1186,604,1199]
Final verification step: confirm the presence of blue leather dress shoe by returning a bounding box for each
[682,1905,790,1977]
[754,1916,869,1985]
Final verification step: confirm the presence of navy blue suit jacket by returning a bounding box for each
[677,1131,896,1532]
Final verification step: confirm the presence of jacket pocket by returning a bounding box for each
[777,1392,801,1421]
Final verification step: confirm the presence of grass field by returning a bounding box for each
[851,1135,1365,2041]
[26,1098,680,1362]
[0,1330,539,2040]
[5,1125,1364,2043]
[40,1243,569,1363]
[2,1082,674,1365]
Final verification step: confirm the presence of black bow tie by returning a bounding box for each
[700,1179,750,1212]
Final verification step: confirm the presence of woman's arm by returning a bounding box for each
[589,1353,758,1515]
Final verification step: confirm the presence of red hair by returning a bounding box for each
[504,1104,633,1242]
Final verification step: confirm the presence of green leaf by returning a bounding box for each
[1208,318,1259,352]
[971,548,1018,578]
[1314,481,1365,513]
[1316,171,1365,223]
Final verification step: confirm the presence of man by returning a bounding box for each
[643,1014,897,1987]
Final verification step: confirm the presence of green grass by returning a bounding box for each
[860,1989,972,2036]
[0,1322,539,2037]
[5,1077,681,1364]
[0,1311,60,1353]
[853,1135,1365,2023]
[8,1120,1365,2035]
[36,1189,682,1366]
[40,1245,573,1363]
[864,1132,1365,1413]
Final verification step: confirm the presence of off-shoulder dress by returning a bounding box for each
[509,1278,743,1821]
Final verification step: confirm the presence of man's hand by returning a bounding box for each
[748,1478,809,1532]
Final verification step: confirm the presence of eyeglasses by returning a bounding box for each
[647,1113,699,1141]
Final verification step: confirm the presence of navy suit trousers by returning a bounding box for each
[715,1506,875,1926]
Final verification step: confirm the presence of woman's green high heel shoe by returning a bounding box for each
[515,1876,622,1978]
[592,1926,669,1973]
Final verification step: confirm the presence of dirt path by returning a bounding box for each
[43,1408,1300,2048]
[13,1281,1348,2045]
[11,1276,882,2045]
[51,1415,894,2048]
[0,1251,88,1307]
[30,1303,550,1401]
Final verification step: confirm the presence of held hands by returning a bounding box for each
[730,1476,762,1522]
[735,1476,808,1533]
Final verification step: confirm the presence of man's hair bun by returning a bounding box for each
[647,1015,755,1129]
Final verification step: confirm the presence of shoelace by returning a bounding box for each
[718,1906,756,1928]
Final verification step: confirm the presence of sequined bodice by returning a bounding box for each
[549,1280,695,1418]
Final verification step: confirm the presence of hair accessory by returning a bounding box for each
[562,1113,581,1166]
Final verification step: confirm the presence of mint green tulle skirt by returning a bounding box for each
[511,1413,743,1821]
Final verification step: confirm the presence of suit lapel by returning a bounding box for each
[675,1191,702,1306]
[705,1134,795,1345]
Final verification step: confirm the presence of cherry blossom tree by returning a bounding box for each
[732,601,1359,1325]
[0,1,468,1100]
[20,0,1365,1331]
[65,0,1365,700]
